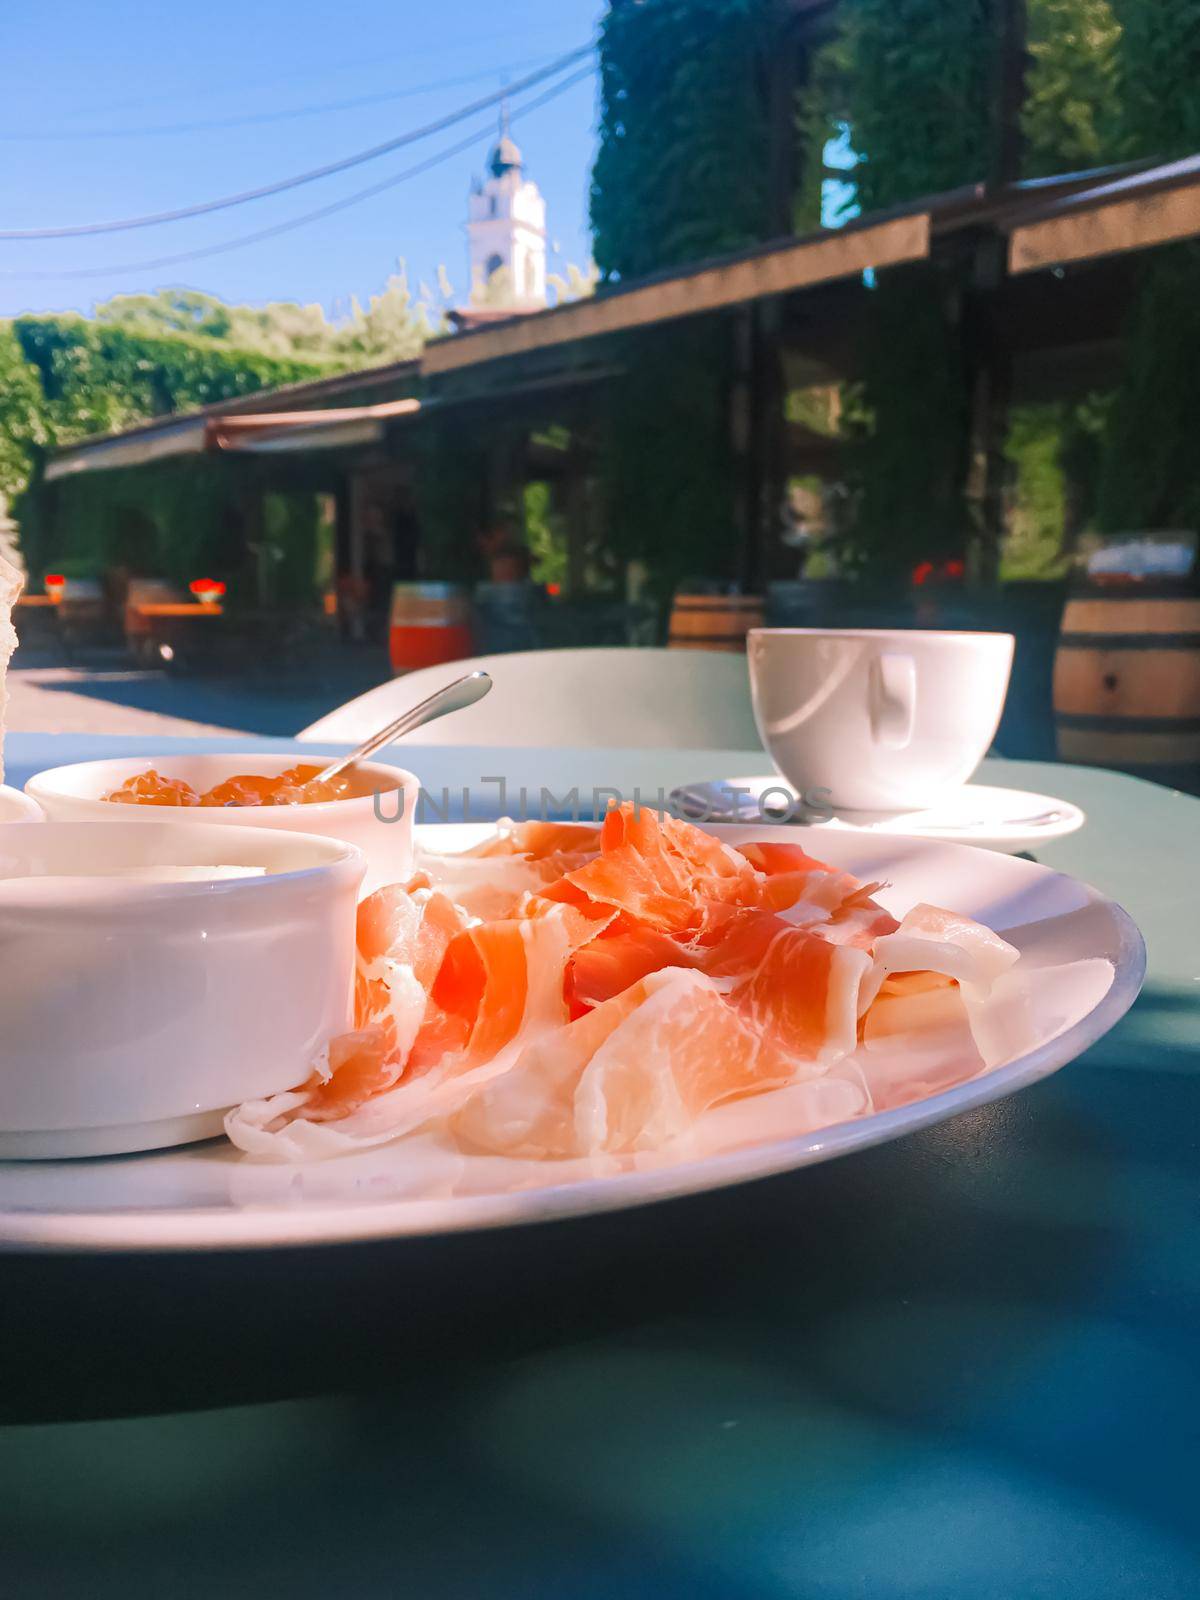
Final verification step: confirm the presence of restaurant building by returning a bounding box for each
[38,154,1200,631]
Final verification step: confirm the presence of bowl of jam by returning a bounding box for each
[25,754,418,894]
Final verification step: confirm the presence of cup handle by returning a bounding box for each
[870,653,916,749]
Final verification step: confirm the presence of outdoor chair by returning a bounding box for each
[297,647,761,750]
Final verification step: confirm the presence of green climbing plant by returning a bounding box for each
[1002,403,1072,579]
[600,322,739,605]
[0,324,47,498]
[826,1,999,580]
[1097,243,1200,533]
[1022,0,1122,177]
[841,267,973,582]
[589,1,790,596]
[838,0,997,213]
[410,423,487,585]
[590,0,778,283]
[796,0,1132,581]
[1111,0,1200,162]
[1096,1,1200,535]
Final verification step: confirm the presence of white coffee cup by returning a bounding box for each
[747,628,1015,811]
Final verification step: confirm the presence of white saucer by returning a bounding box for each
[669,778,1085,853]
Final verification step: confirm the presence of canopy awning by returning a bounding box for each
[43,416,209,480]
[44,398,421,481]
[205,398,421,454]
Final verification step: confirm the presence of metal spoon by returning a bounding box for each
[314,669,492,786]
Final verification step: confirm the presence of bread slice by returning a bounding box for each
[0,552,22,786]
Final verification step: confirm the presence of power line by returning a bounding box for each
[47,22,589,122]
[0,54,569,141]
[0,67,595,281]
[0,44,593,241]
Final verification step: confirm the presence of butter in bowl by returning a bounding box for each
[0,820,364,1159]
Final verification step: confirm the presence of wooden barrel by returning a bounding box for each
[668,592,764,652]
[389,581,473,674]
[1053,585,1200,778]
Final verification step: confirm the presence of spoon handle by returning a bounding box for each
[316,670,492,785]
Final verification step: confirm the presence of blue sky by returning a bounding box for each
[0,0,603,319]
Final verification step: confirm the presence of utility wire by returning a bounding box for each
[0,53,571,140]
[0,43,592,241]
[50,22,589,121]
[0,67,594,281]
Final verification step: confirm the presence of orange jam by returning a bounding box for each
[103,764,402,808]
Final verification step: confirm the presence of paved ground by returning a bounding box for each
[8,643,1199,798]
[4,648,388,740]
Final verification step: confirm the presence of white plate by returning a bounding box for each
[0,823,1143,1253]
[671,777,1085,852]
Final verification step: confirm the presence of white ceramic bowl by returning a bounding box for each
[0,784,42,823]
[25,753,418,894]
[0,820,364,1159]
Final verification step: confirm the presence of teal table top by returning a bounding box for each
[2,736,1199,1598]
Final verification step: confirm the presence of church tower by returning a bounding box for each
[466,108,547,308]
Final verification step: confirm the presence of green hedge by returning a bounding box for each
[5,314,327,583]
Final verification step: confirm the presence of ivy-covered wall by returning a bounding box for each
[1112,0,1200,162]
[818,2,999,580]
[590,0,776,282]
[1096,1,1200,534]
[21,459,249,590]
[797,0,1146,579]
[410,422,490,586]
[835,0,997,212]
[19,458,329,610]
[601,323,740,603]
[589,0,790,593]
[590,0,1189,588]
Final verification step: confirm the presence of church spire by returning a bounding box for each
[489,95,522,179]
[466,110,547,309]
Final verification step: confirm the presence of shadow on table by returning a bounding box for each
[12,655,386,739]
[2,1004,1198,1596]
[5,1007,1195,1429]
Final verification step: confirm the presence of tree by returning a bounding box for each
[0,325,47,498]
[89,271,442,367]
[547,262,599,304]
[330,269,438,363]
